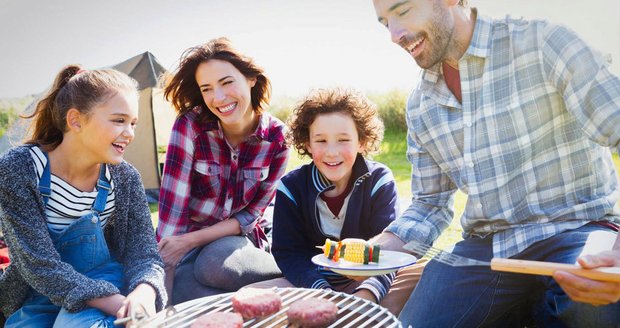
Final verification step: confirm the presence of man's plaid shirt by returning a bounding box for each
[156,108,289,244]
[386,13,620,258]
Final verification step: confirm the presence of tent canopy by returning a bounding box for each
[113,51,167,90]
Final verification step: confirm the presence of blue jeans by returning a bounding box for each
[5,215,124,327]
[5,291,118,328]
[6,153,123,327]
[400,224,620,327]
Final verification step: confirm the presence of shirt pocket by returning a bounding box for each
[191,160,222,199]
[242,166,269,203]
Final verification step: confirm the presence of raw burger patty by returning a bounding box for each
[190,312,243,328]
[231,288,282,319]
[287,297,338,327]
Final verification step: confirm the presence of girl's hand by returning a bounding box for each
[157,234,192,268]
[116,283,157,322]
[86,293,126,316]
[553,250,620,306]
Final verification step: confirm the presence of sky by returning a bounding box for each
[1,0,619,99]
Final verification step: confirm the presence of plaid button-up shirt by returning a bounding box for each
[157,108,289,245]
[386,13,620,258]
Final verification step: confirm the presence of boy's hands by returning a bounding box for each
[353,289,378,303]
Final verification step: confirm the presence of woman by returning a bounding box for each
[0,65,166,327]
[158,37,288,304]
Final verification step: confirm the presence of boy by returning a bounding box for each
[252,88,424,315]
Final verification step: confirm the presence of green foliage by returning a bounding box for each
[0,97,30,138]
[268,95,298,124]
[268,89,409,133]
[0,96,34,137]
[368,89,408,133]
[0,110,16,137]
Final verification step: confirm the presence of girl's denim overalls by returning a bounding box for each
[6,156,125,328]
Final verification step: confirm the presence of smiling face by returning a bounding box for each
[373,0,455,69]
[306,112,363,193]
[196,59,257,132]
[78,90,139,165]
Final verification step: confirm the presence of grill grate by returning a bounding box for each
[135,287,402,327]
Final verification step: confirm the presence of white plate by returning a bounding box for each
[311,250,417,276]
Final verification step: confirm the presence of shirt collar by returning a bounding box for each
[204,111,270,142]
[465,9,493,59]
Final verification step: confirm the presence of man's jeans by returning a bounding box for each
[400,223,620,327]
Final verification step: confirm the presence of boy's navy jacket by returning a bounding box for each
[272,154,399,289]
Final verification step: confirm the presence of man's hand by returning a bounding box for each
[554,250,620,306]
[370,232,406,252]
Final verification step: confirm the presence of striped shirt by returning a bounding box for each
[29,146,116,231]
[386,13,620,259]
[156,109,289,242]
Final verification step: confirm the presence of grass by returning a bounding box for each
[153,130,620,251]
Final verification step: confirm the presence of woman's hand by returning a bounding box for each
[554,250,620,306]
[157,234,193,268]
[116,283,157,322]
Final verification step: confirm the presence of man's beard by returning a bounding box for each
[414,4,454,69]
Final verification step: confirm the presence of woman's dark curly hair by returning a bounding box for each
[287,88,384,158]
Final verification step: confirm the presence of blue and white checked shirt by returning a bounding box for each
[386,13,620,259]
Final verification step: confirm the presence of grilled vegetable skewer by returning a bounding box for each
[317,238,381,264]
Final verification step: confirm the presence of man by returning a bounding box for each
[371,0,620,326]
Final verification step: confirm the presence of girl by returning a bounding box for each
[0,65,166,327]
[157,37,288,304]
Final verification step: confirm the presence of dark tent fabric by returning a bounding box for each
[113,52,167,90]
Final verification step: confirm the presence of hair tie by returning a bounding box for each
[75,69,87,75]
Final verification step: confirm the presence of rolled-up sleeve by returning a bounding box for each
[385,102,456,246]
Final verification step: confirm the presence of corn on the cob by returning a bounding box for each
[320,238,380,264]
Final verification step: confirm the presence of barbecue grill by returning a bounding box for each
[133,287,403,327]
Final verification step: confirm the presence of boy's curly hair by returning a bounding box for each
[287,88,384,158]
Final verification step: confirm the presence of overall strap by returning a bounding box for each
[92,164,110,214]
[38,152,52,205]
